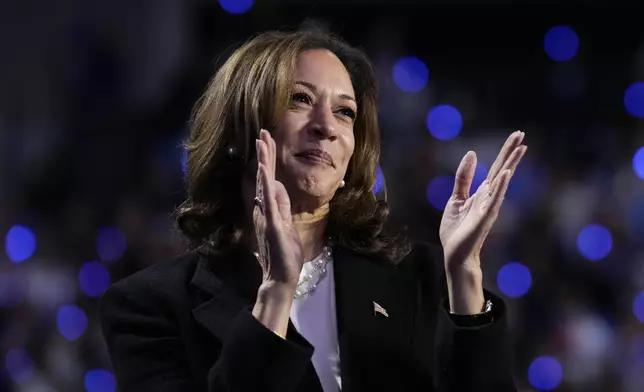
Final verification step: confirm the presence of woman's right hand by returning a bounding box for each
[252,129,303,337]
[253,129,304,292]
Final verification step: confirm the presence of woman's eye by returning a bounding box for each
[292,93,311,105]
[338,108,356,120]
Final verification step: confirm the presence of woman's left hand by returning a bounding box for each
[439,131,527,276]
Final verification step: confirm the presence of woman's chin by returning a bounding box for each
[289,181,336,204]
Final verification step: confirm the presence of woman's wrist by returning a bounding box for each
[258,280,297,299]
[445,265,485,315]
[252,281,296,338]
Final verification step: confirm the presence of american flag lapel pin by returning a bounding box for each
[373,301,389,318]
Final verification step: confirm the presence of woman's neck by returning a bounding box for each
[292,203,329,262]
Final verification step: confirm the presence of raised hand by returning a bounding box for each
[439,131,527,273]
[253,129,304,289]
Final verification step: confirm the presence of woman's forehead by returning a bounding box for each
[294,49,355,97]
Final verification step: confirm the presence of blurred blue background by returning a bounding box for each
[1,1,644,391]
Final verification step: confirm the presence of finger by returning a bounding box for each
[487,130,524,182]
[255,139,266,204]
[257,137,269,168]
[274,180,292,223]
[252,204,265,247]
[262,129,275,178]
[452,151,477,200]
[498,145,527,178]
[253,167,266,264]
[260,129,275,180]
[270,132,277,178]
[259,162,279,225]
[486,169,512,222]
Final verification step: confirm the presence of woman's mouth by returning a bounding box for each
[295,149,335,167]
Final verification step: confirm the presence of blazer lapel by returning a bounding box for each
[333,246,416,391]
[189,250,261,341]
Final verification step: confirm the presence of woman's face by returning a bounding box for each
[272,49,357,208]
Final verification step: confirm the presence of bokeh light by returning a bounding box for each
[5,225,36,263]
[624,82,644,118]
[544,26,579,62]
[497,262,532,298]
[634,147,644,179]
[96,227,127,262]
[528,356,563,391]
[392,56,429,93]
[426,175,454,211]
[576,224,612,261]
[5,348,33,384]
[85,369,116,392]
[426,105,463,141]
[57,305,88,341]
[633,292,644,323]
[373,164,384,194]
[79,262,111,298]
[218,0,254,14]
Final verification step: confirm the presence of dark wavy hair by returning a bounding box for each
[176,25,411,265]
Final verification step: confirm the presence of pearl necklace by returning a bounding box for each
[294,245,332,299]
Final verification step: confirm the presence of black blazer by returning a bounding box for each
[99,243,516,392]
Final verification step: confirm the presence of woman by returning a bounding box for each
[100,26,526,392]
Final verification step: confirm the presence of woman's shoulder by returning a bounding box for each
[101,250,201,306]
[406,241,443,261]
[394,240,445,278]
[389,240,442,264]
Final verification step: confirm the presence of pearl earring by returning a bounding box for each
[339,179,345,188]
